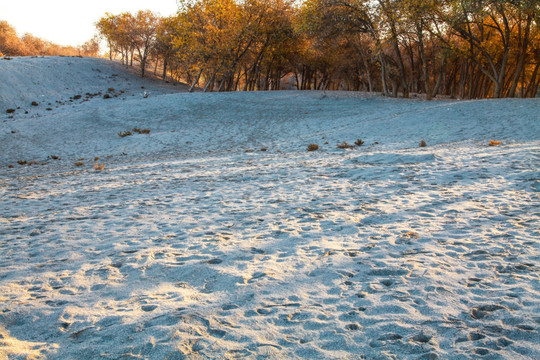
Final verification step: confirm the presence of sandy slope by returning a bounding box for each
[0,57,539,359]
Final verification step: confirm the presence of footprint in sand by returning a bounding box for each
[141,305,157,312]
[473,348,490,356]
[411,333,432,343]
[470,304,506,320]
[345,323,361,331]
[205,258,223,264]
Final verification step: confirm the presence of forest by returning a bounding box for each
[0,21,100,58]
[2,0,539,98]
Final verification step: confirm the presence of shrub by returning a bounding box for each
[118,131,132,138]
[31,101,39,106]
[6,109,15,113]
[307,144,319,151]
[403,231,419,239]
[354,139,364,146]
[489,140,502,146]
[132,128,150,134]
[103,94,111,99]
[74,161,84,167]
[337,141,354,149]
[260,147,267,152]
[17,160,27,165]
[94,162,105,171]
[419,139,427,147]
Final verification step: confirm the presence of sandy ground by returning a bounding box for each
[0,56,539,359]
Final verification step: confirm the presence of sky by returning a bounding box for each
[0,0,179,47]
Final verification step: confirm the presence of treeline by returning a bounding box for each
[0,20,100,57]
[97,0,539,98]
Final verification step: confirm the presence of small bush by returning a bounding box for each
[50,155,60,160]
[132,128,151,134]
[118,131,132,138]
[73,95,82,100]
[17,160,27,165]
[337,141,354,149]
[74,161,84,167]
[354,139,364,146]
[107,88,115,93]
[307,144,319,151]
[31,101,39,106]
[403,231,419,239]
[489,140,502,146]
[260,147,267,152]
[419,139,427,147]
[94,162,105,171]
[103,94,111,99]
[6,109,15,114]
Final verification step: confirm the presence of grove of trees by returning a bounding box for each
[14,0,537,99]
[0,20,100,58]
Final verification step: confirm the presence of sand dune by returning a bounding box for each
[0,56,539,359]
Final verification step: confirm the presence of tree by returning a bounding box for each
[0,21,24,56]
[129,10,159,77]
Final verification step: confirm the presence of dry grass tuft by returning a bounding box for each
[337,141,354,149]
[419,139,427,147]
[307,144,319,151]
[94,162,105,171]
[489,140,502,146]
[132,128,151,134]
[118,131,132,138]
[403,231,419,239]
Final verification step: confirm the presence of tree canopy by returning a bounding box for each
[89,0,537,98]
[0,20,99,57]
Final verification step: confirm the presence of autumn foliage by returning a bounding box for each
[9,0,537,99]
[0,20,100,57]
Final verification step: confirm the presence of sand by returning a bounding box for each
[0,56,539,359]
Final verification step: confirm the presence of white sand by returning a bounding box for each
[0,56,539,359]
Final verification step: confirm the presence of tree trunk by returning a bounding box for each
[431,56,445,98]
[417,23,431,100]
[203,68,218,92]
[525,62,539,97]
[508,14,532,97]
[379,55,389,96]
[189,68,204,93]
[162,58,167,81]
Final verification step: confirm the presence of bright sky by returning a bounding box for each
[0,0,179,47]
